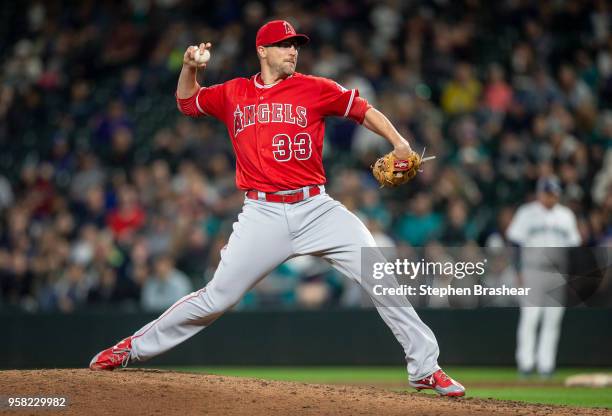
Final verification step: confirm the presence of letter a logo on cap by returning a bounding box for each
[283,21,295,35]
[256,20,309,48]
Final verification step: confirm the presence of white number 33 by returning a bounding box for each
[272,133,312,162]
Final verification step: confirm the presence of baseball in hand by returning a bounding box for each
[193,48,210,64]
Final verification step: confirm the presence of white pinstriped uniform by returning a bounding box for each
[507,201,581,374]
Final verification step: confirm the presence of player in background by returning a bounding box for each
[506,176,581,377]
[89,20,465,397]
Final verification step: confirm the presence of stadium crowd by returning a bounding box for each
[0,0,610,312]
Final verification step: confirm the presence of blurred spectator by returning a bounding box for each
[54,263,92,313]
[558,64,595,111]
[119,67,144,105]
[75,185,108,229]
[106,185,146,242]
[175,224,210,281]
[4,39,43,90]
[106,127,136,174]
[483,64,513,114]
[358,188,391,230]
[441,62,481,115]
[0,251,34,308]
[395,193,442,246]
[87,267,122,305]
[0,174,14,211]
[70,152,106,202]
[439,199,474,245]
[141,255,192,312]
[94,101,133,148]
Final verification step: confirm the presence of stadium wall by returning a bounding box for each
[3,308,611,369]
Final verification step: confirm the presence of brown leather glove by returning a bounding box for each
[371,150,422,187]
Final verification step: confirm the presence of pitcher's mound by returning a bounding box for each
[1,369,609,415]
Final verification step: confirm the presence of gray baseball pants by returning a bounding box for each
[130,191,440,380]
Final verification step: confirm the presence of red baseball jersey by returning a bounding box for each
[177,72,371,192]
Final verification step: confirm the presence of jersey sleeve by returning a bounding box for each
[176,83,226,121]
[316,77,371,124]
[506,207,528,245]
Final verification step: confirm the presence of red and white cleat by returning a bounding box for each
[409,369,465,397]
[89,337,133,371]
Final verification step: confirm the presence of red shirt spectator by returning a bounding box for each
[106,185,145,239]
[484,64,513,113]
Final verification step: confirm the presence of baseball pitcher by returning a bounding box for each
[89,20,464,396]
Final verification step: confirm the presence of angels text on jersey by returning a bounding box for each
[233,103,307,136]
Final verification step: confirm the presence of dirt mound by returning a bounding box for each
[1,369,610,416]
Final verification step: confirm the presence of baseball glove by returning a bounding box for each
[371,150,424,187]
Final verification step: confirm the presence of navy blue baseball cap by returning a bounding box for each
[536,176,562,195]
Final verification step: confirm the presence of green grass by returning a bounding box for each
[463,387,612,408]
[169,366,407,383]
[163,366,612,409]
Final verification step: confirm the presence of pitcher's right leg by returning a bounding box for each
[90,199,292,369]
